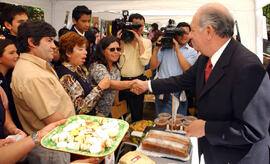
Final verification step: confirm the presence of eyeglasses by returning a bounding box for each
[109,47,121,52]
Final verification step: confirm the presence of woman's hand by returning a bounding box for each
[96,113,106,117]
[0,138,16,147]
[8,127,26,137]
[98,78,110,91]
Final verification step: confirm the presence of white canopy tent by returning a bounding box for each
[1,0,270,61]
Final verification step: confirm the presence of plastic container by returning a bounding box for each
[176,114,185,121]
[168,118,181,130]
[182,120,192,131]
[154,118,168,128]
[184,116,197,122]
[158,113,171,120]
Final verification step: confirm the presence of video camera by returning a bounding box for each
[160,19,186,49]
[112,10,142,43]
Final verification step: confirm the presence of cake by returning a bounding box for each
[141,130,190,157]
[147,130,190,146]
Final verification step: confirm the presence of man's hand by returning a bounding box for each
[38,119,67,143]
[116,29,122,39]
[130,79,149,95]
[185,119,206,138]
[128,29,140,42]
[155,36,162,49]
[173,38,179,52]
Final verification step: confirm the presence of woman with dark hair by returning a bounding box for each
[55,32,110,115]
[148,23,159,41]
[0,39,26,146]
[88,36,134,117]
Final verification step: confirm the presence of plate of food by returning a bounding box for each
[41,115,129,157]
[129,120,154,144]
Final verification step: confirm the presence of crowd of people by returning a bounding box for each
[0,2,269,164]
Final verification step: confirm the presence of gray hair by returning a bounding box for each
[198,7,234,38]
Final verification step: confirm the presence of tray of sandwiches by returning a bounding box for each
[137,129,192,161]
[41,115,129,157]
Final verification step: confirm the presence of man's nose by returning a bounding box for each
[51,42,56,49]
[86,22,90,27]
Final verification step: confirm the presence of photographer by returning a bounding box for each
[117,13,152,122]
[149,22,198,116]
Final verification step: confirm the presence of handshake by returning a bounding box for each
[129,79,149,95]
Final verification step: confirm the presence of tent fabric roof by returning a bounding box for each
[1,0,269,61]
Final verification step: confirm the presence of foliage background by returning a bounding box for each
[263,4,270,24]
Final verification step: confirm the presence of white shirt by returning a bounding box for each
[74,26,85,36]
[148,38,232,92]
[210,38,231,68]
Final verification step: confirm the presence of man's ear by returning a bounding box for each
[27,38,36,48]
[206,25,215,40]
[3,21,12,31]
[72,18,77,25]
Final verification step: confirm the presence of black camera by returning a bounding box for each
[160,19,186,49]
[112,10,142,43]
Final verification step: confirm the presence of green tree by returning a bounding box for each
[21,5,44,21]
[263,4,270,24]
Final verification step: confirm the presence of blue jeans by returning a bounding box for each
[155,92,188,117]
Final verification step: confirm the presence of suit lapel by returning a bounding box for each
[198,39,237,100]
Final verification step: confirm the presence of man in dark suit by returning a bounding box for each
[132,3,270,164]
[70,5,93,66]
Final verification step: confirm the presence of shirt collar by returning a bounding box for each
[20,53,56,75]
[210,38,231,68]
[180,43,190,49]
[62,62,78,72]
[62,62,87,76]
[74,26,85,36]
[20,53,49,68]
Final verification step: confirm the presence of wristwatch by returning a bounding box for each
[156,42,162,47]
[31,131,39,145]
[97,85,103,93]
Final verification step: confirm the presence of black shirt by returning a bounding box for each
[0,72,22,129]
[3,33,17,46]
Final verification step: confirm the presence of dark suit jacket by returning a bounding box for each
[151,39,270,164]
[266,62,270,77]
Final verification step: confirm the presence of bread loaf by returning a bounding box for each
[142,137,188,157]
[147,130,190,146]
